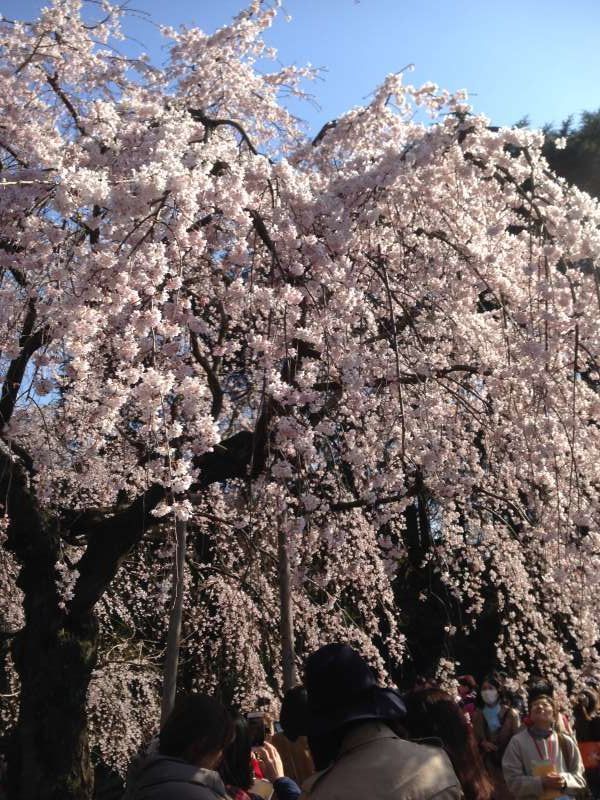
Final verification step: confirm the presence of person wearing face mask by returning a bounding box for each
[502,684,586,800]
[472,674,520,800]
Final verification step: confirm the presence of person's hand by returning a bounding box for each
[481,741,497,753]
[541,773,565,791]
[254,742,284,783]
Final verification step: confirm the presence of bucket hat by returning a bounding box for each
[305,643,406,735]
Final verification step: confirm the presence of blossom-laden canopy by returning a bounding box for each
[1,0,600,776]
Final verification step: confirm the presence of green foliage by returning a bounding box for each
[543,109,600,198]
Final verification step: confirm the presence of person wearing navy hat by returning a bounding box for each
[300,643,463,800]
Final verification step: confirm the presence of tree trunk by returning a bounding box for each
[277,525,298,692]
[160,518,187,724]
[0,430,263,800]
[12,561,97,800]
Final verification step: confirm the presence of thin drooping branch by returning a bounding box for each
[377,253,406,459]
[313,364,487,394]
[277,517,299,691]
[331,487,418,513]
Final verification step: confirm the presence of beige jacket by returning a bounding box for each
[300,721,462,800]
[271,733,315,787]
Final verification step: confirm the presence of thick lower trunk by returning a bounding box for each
[12,568,98,800]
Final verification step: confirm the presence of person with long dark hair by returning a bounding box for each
[220,711,302,800]
[471,674,520,800]
[219,712,257,800]
[404,688,493,800]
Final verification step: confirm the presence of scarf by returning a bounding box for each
[483,703,502,734]
[529,726,553,739]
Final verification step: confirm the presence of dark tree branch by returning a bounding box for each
[46,73,88,137]
[187,212,216,234]
[69,483,165,620]
[247,208,295,284]
[0,238,25,258]
[0,300,48,427]
[188,108,259,156]
[65,423,270,619]
[312,119,338,147]
[247,208,278,257]
[0,139,30,168]
[331,488,416,513]
[189,330,224,420]
[195,428,260,483]
[0,439,53,564]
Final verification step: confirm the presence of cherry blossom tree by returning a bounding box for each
[2,1,600,798]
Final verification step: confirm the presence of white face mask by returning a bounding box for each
[481,688,499,705]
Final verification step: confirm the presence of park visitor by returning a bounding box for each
[404,687,493,800]
[457,675,479,723]
[271,686,315,787]
[502,684,586,800]
[220,711,301,800]
[573,687,600,799]
[125,694,233,800]
[220,710,265,800]
[252,742,303,800]
[472,673,520,800]
[299,643,462,800]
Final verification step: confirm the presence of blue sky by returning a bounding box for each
[4,0,599,135]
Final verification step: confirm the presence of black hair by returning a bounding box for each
[219,711,254,791]
[476,673,505,708]
[280,686,309,742]
[527,679,554,708]
[247,715,267,747]
[159,694,233,760]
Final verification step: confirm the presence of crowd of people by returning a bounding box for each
[124,644,600,800]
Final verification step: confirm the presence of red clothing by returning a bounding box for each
[227,789,252,800]
[251,754,264,780]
